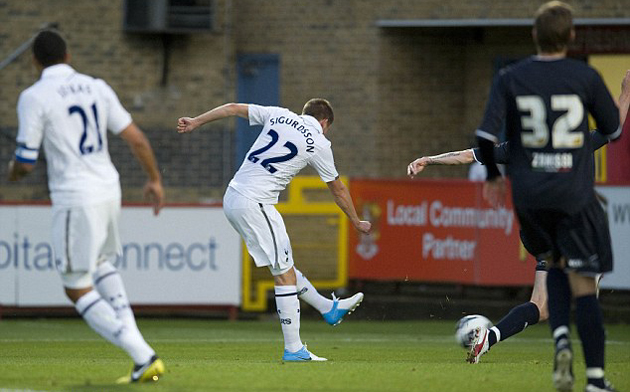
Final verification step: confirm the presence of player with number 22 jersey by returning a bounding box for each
[229,105,338,204]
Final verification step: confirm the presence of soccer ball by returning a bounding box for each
[455,314,492,348]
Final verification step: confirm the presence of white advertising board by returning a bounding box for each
[0,205,241,306]
[596,186,630,290]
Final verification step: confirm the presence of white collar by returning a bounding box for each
[532,54,566,62]
[41,63,75,79]
[300,114,323,134]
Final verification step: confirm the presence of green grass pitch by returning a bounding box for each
[0,318,628,392]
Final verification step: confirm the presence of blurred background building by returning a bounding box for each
[2,0,629,203]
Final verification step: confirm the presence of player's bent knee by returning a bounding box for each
[64,285,94,303]
[270,264,296,285]
[61,271,94,302]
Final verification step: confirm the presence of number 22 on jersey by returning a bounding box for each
[248,129,298,173]
[68,103,102,155]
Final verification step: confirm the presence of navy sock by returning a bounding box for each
[489,302,540,347]
[576,295,606,387]
[546,268,572,346]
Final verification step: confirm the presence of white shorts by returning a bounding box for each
[223,187,294,275]
[51,198,122,289]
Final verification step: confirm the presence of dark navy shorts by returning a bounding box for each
[516,198,612,274]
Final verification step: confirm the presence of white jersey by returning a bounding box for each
[228,105,339,204]
[15,64,132,207]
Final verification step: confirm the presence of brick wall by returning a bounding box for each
[1,0,629,202]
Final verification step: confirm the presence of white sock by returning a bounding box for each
[94,261,139,331]
[490,326,501,342]
[275,285,303,353]
[76,290,154,365]
[294,268,333,314]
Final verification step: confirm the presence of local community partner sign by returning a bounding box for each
[349,179,536,286]
[0,205,241,306]
[349,179,630,290]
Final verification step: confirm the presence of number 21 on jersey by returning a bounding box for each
[68,103,102,155]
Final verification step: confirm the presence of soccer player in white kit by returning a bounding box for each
[7,30,165,383]
[177,99,371,360]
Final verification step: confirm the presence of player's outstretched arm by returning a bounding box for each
[177,103,249,133]
[407,149,474,178]
[326,178,371,234]
[119,122,164,216]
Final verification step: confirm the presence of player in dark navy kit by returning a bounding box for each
[474,2,629,392]
[406,130,614,366]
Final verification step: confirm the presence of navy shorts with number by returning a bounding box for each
[516,198,612,275]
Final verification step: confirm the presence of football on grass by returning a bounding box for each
[455,314,492,348]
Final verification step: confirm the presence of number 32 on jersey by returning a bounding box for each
[517,94,584,149]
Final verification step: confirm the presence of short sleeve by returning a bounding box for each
[310,146,339,183]
[590,130,610,152]
[475,72,507,143]
[471,148,482,164]
[472,142,509,165]
[15,91,44,163]
[248,104,272,126]
[97,79,132,134]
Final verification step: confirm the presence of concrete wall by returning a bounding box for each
[1,0,628,201]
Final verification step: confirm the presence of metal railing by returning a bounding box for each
[0,23,58,71]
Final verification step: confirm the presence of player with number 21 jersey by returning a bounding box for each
[15,64,130,206]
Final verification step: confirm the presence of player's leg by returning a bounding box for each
[272,266,303,354]
[92,200,139,331]
[468,226,551,364]
[94,260,139,331]
[95,200,163,383]
[561,199,616,392]
[262,205,326,361]
[52,203,163,383]
[546,265,574,392]
[487,270,547,347]
[568,273,612,392]
[294,267,364,326]
[223,188,325,361]
[271,265,325,361]
[468,270,548,364]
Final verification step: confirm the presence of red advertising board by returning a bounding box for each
[348,179,535,286]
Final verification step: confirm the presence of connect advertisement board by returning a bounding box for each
[0,204,241,306]
[348,179,630,290]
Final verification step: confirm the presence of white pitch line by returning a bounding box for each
[0,337,628,345]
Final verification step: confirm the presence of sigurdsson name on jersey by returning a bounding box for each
[269,116,316,153]
[531,152,573,172]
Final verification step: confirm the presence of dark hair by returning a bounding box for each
[302,98,334,125]
[534,1,574,53]
[32,29,67,67]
